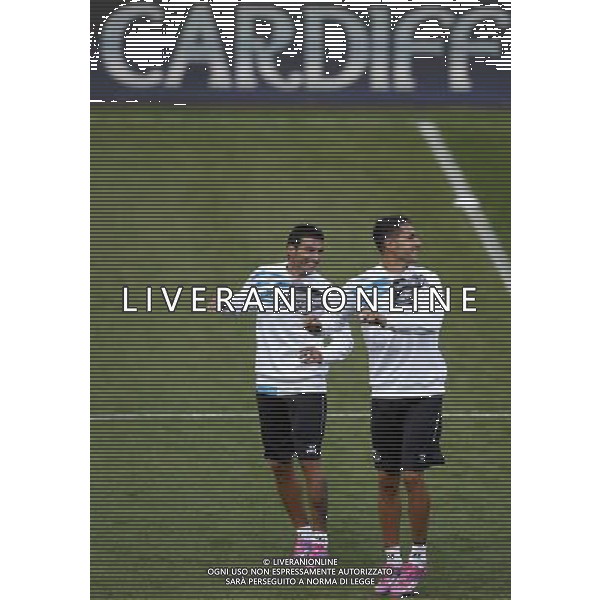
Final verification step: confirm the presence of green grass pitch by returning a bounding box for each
[91,106,510,599]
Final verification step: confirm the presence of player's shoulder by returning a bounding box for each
[410,264,442,285]
[251,263,288,280]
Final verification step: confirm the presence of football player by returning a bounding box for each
[213,224,353,558]
[340,216,447,597]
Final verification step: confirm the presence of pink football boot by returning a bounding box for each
[389,563,427,598]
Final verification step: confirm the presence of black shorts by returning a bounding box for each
[371,395,445,474]
[256,392,327,462]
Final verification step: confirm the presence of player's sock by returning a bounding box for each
[313,531,328,544]
[385,546,403,567]
[309,530,329,558]
[376,547,402,595]
[293,525,313,556]
[408,543,427,567]
[297,525,313,539]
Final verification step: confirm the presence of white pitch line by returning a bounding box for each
[91,413,509,421]
[416,121,511,291]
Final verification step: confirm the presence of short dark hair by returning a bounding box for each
[372,215,412,253]
[287,224,324,247]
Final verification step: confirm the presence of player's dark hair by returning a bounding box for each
[287,224,324,247]
[372,215,412,253]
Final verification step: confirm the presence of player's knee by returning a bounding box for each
[268,459,294,477]
[299,454,323,469]
[402,470,425,489]
[378,472,401,497]
[300,459,326,482]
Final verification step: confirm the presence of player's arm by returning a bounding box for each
[340,280,386,326]
[299,320,354,365]
[299,283,355,365]
[303,313,323,335]
[367,274,446,335]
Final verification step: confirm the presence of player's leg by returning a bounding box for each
[372,398,405,549]
[377,470,403,549]
[389,470,429,597]
[292,393,329,556]
[391,395,445,596]
[403,470,430,546]
[299,459,328,533]
[401,394,443,550]
[268,459,310,530]
[371,398,405,594]
[257,394,311,554]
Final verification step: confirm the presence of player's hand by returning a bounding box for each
[304,314,323,335]
[360,310,386,328]
[299,347,323,365]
